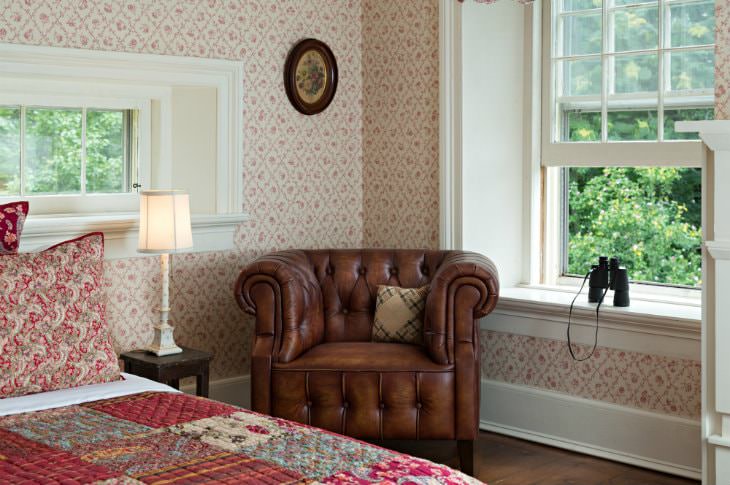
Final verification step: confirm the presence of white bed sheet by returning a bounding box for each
[0,373,179,417]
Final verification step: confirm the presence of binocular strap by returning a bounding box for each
[567,270,607,362]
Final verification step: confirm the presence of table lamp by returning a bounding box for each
[138,190,193,356]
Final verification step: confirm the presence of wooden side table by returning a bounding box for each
[120,347,213,397]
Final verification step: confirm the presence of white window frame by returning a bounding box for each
[0,90,152,215]
[539,0,710,298]
[0,43,247,258]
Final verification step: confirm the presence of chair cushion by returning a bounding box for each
[372,285,428,344]
[272,342,452,372]
[271,342,456,439]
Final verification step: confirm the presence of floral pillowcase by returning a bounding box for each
[0,232,121,398]
[0,201,28,254]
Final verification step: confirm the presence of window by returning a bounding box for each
[0,90,149,216]
[0,106,138,197]
[0,43,245,259]
[542,0,713,289]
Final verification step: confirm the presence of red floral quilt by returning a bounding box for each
[0,391,482,484]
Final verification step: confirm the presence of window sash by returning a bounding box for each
[0,96,141,198]
[542,0,714,165]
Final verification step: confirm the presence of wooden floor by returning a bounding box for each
[374,431,699,485]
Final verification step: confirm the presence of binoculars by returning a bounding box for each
[588,256,630,307]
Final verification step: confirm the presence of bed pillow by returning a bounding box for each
[372,285,429,344]
[0,201,28,254]
[0,232,120,398]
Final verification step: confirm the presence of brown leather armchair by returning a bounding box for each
[235,249,499,475]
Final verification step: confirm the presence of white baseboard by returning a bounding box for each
[181,374,251,408]
[480,379,701,479]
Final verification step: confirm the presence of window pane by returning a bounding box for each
[668,49,714,91]
[563,0,601,12]
[561,13,602,56]
[612,6,658,52]
[663,107,714,140]
[613,53,658,93]
[670,1,715,47]
[560,58,602,96]
[0,107,20,195]
[567,167,701,286]
[607,110,658,140]
[86,110,125,193]
[565,110,602,141]
[25,108,82,195]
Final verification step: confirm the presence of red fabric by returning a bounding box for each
[0,391,482,484]
[135,453,304,484]
[0,201,28,254]
[0,429,116,483]
[0,232,120,398]
[84,392,238,428]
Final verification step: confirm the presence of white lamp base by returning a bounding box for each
[148,323,183,356]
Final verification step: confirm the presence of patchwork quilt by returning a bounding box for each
[0,391,482,484]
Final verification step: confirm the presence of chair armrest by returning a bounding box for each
[424,251,499,365]
[235,250,325,364]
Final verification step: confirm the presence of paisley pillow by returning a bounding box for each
[0,232,120,398]
[0,201,28,254]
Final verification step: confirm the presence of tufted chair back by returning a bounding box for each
[303,249,449,343]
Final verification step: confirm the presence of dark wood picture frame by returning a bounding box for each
[284,38,338,115]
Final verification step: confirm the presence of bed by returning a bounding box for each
[0,373,482,484]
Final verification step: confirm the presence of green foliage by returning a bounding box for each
[25,108,82,194]
[0,108,20,195]
[567,167,702,286]
[0,107,127,196]
[86,110,125,193]
[565,107,713,142]
[561,1,714,101]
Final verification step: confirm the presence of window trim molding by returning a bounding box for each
[0,42,244,215]
[439,0,463,250]
[19,212,249,259]
[492,286,700,353]
[0,43,246,257]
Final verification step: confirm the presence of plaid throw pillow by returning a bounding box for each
[372,285,429,344]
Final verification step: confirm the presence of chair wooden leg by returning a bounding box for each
[457,439,474,476]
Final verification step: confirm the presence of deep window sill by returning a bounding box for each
[20,212,248,259]
[491,285,700,340]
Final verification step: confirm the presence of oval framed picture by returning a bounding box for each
[284,39,338,115]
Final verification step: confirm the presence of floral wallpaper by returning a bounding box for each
[0,0,365,380]
[362,0,440,249]
[481,330,701,420]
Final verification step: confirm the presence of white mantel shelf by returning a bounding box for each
[677,121,730,151]
[676,120,730,485]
